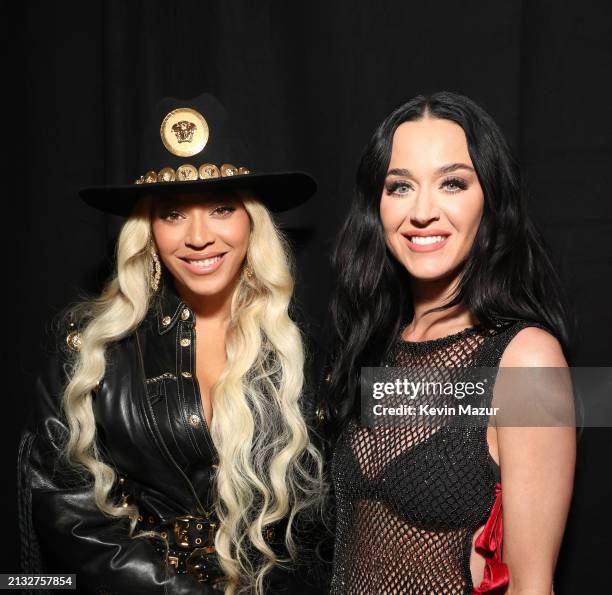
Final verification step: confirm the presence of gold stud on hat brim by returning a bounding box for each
[176,164,199,181]
[220,163,238,177]
[78,171,317,217]
[158,167,176,182]
[135,163,251,185]
[144,170,158,183]
[199,164,221,179]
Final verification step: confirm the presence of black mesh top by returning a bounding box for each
[330,320,543,594]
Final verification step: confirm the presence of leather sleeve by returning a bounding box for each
[17,334,214,595]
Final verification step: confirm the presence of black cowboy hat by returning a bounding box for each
[78,93,317,216]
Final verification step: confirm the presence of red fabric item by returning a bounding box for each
[473,481,509,594]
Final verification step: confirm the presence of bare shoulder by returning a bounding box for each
[500,325,567,368]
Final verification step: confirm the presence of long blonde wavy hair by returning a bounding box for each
[56,193,325,594]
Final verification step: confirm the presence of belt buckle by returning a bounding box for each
[185,546,224,585]
[173,514,217,552]
[166,515,277,585]
[169,514,223,584]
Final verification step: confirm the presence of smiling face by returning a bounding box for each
[379,117,484,282]
[151,191,251,300]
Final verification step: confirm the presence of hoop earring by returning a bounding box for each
[150,244,162,292]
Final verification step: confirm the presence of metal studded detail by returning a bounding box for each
[189,414,200,427]
[220,163,238,177]
[180,338,191,347]
[144,170,158,183]
[181,371,192,378]
[159,167,176,182]
[181,308,191,321]
[199,163,220,179]
[134,161,251,186]
[145,372,177,383]
[176,164,198,181]
[66,330,82,352]
[162,315,172,326]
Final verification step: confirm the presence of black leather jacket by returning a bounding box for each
[18,281,329,594]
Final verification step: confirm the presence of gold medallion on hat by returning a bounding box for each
[220,163,238,177]
[199,163,221,179]
[144,170,158,184]
[160,108,209,158]
[158,167,176,182]
[176,164,198,181]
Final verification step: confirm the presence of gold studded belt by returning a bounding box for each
[168,514,224,586]
[136,511,225,586]
[136,510,279,587]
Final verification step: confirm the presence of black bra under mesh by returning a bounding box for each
[330,321,541,594]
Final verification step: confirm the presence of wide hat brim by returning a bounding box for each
[78,170,317,217]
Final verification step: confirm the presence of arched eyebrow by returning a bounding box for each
[386,163,475,177]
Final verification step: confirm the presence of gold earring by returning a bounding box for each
[150,245,161,292]
[244,264,254,280]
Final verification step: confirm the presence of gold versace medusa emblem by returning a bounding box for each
[171,120,197,144]
[160,107,209,157]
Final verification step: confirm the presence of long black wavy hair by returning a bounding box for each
[326,91,572,437]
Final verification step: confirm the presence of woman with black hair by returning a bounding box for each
[326,92,575,594]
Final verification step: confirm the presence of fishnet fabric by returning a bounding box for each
[330,323,531,595]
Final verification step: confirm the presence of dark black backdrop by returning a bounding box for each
[6,1,612,592]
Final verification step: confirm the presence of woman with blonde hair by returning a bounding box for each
[18,93,326,594]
